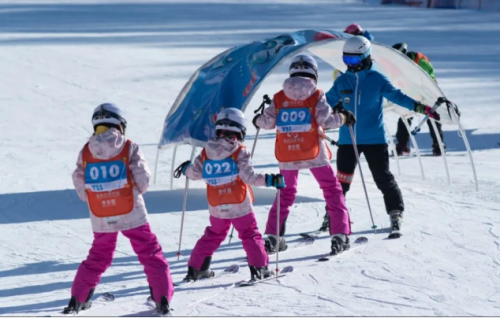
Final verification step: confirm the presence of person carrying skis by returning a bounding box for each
[174,108,284,282]
[67,103,174,315]
[325,36,441,237]
[252,54,355,256]
[392,42,446,156]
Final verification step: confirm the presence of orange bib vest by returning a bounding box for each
[413,52,429,64]
[83,140,134,218]
[201,146,254,207]
[274,89,330,162]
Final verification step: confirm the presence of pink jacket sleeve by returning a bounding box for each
[72,150,87,202]
[184,154,204,181]
[128,142,151,195]
[255,101,277,130]
[237,148,267,187]
[315,91,345,130]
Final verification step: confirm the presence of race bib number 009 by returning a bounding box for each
[277,108,312,133]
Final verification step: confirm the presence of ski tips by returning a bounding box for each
[354,236,368,244]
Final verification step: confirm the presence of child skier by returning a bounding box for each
[252,54,356,256]
[67,103,174,315]
[174,108,285,281]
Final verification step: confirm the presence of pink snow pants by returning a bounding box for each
[265,165,351,236]
[188,212,268,269]
[71,223,173,304]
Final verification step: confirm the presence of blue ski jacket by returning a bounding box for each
[326,65,416,145]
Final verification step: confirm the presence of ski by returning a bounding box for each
[317,236,368,261]
[173,264,239,287]
[62,292,115,315]
[299,231,322,239]
[236,265,294,287]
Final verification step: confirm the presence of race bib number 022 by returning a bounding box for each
[202,158,238,186]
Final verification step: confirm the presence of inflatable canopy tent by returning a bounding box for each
[155,29,476,191]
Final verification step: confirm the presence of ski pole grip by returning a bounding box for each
[411,97,444,136]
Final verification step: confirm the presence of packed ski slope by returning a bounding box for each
[1,0,500,316]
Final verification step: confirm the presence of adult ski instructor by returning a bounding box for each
[324,36,441,238]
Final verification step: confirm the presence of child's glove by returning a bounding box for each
[265,174,286,189]
[174,161,191,179]
[414,102,441,121]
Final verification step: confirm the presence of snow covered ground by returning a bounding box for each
[1,0,500,316]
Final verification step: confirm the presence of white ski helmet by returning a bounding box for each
[289,54,318,80]
[215,108,247,140]
[342,36,372,70]
[91,103,127,131]
[343,35,371,56]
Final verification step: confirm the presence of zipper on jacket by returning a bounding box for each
[354,73,359,142]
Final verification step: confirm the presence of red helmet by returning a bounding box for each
[344,23,363,35]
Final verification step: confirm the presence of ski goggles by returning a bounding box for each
[92,109,127,128]
[342,50,371,66]
[215,118,246,135]
[290,60,318,73]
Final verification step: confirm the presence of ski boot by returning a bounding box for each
[264,235,288,254]
[182,256,214,282]
[388,210,403,239]
[149,287,171,316]
[318,206,330,232]
[330,234,350,256]
[396,144,410,156]
[63,288,94,314]
[432,143,445,156]
[249,265,274,281]
[155,296,170,316]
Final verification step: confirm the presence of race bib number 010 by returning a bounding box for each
[202,158,238,186]
[277,107,312,133]
[85,160,127,192]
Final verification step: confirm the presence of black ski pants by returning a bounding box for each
[396,117,444,147]
[336,144,404,214]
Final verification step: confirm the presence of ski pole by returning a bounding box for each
[348,125,377,232]
[176,147,196,260]
[411,97,445,135]
[250,94,271,157]
[228,94,271,244]
[276,187,281,280]
[325,135,337,146]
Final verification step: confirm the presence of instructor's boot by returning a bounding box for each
[63,288,94,314]
[389,210,403,234]
[183,256,215,282]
